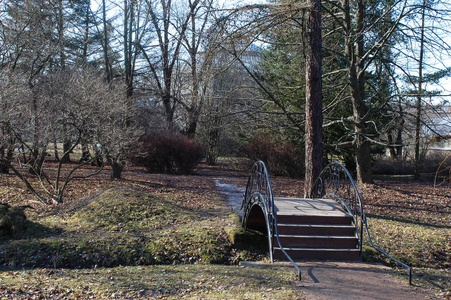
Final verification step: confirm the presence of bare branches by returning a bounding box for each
[0,66,136,204]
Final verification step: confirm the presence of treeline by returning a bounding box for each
[1,0,451,204]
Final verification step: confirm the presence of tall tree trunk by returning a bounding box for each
[111,161,123,179]
[57,0,65,69]
[355,137,372,183]
[30,86,42,175]
[0,148,8,174]
[185,12,201,139]
[82,0,90,64]
[124,0,134,100]
[102,0,112,83]
[344,0,372,184]
[62,124,71,163]
[356,0,372,183]
[62,138,72,162]
[388,133,397,159]
[53,139,60,162]
[414,0,426,180]
[124,0,135,127]
[79,139,92,163]
[206,109,221,166]
[185,59,200,138]
[304,0,323,198]
[395,99,404,159]
[163,88,174,130]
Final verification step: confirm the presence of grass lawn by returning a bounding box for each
[360,181,450,295]
[0,264,300,299]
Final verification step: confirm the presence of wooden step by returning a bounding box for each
[275,235,358,249]
[272,197,360,262]
[277,223,355,236]
[277,214,353,225]
[274,247,361,261]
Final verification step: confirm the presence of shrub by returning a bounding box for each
[0,203,28,238]
[373,158,414,175]
[373,150,451,178]
[244,135,304,178]
[131,133,204,174]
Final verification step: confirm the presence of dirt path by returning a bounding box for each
[241,258,439,299]
[297,261,436,300]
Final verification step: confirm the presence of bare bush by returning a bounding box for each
[245,135,304,178]
[0,67,137,204]
[131,133,204,174]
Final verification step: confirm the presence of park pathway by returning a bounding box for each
[241,260,436,300]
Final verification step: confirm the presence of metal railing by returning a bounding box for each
[241,161,302,280]
[241,161,411,284]
[311,162,413,285]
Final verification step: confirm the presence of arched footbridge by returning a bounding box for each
[240,161,412,284]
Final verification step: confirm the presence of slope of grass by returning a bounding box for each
[0,186,232,268]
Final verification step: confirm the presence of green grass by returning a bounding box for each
[0,186,235,268]
[358,180,450,295]
[67,186,195,231]
[2,160,449,298]
[363,216,450,292]
[365,217,450,268]
[0,264,302,299]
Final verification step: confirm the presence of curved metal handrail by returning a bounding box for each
[311,162,412,285]
[241,161,301,280]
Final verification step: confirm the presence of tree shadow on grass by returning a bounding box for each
[0,220,63,242]
[366,213,451,229]
[0,221,65,269]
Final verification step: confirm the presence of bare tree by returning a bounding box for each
[413,0,427,179]
[122,0,150,102]
[139,0,201,130]
[180,0,217,138]
[0,69,30,174]
[0,67,135,204]
[394,0,451,178]
[315,0,414,183]
[101,0,113,83]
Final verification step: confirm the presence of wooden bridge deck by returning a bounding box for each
[274,197,347,217]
